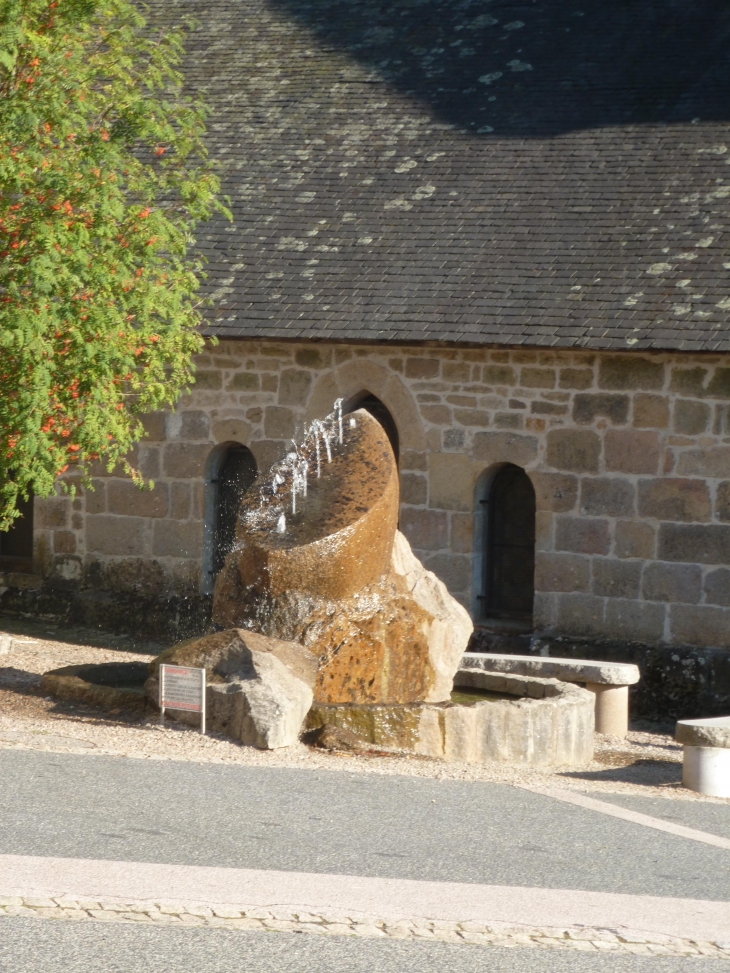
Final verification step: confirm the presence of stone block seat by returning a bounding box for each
[675,717,730,798]
[462,653,640,738]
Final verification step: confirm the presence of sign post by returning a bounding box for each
[159,664,206,734]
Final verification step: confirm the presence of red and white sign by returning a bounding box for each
[159,664,206,733]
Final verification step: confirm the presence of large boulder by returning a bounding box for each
[213,409,473,705]
[146,629,317,749]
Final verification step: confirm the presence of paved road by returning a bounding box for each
[1,750,729,901]
[1,919,729,973]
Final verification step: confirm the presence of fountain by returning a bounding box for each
[149,405,593,767]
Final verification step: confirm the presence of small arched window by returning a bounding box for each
[0,489,34,571]
[202,444,257,593]
[344,392,399,465]
[481,464,535,623]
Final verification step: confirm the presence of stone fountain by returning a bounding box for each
[147,405,593,767]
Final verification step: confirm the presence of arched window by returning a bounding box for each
[0,489,33,571]
[343,392,399,464]
[202,444,257,593]
[480,464,535,624]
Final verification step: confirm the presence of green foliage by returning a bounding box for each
[0,0,229,526]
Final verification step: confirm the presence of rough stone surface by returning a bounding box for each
[147,629,317,749]
[213,410,472,705]
[461,652,640,686]
[675,717,730,749]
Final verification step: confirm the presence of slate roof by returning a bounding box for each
[173,0,730,350]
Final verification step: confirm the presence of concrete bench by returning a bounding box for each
[462,653,640,738]
[675,717,730,798]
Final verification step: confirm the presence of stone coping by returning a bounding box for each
[1,895,728,957]
[462,652,640,687]
[676,716,730,749]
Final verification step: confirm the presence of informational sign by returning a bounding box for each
[159,664,206,734]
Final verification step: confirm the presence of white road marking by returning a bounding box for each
[522,786,730,851]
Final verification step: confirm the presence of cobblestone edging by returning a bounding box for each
[2,895,729,958]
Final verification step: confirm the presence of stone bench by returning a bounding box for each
[462,653,640,738]
[675,717,730,798]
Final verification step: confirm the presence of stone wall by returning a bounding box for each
[26,340,730,658]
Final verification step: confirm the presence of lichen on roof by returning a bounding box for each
[164,0,730,350]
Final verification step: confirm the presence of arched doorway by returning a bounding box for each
[343,392,399,464]
[482,465,536,623]
[0,489,34,571]
[202,444,257,593]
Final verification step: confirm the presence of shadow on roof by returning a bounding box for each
[267,0,730,137]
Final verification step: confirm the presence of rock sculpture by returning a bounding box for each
[146,629,317,749]
[213,408,473,705]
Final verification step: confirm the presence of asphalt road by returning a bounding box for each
[1,920,728,973]
[1,750,729,901]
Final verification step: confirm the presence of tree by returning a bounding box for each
[0,0,229,527]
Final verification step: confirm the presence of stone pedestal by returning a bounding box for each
[586,683,629,737]
[682,746,730,798]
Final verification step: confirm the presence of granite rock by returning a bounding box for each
[147,629,317,749]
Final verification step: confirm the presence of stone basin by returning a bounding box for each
[40,662,148,711]
[307,668,595,769]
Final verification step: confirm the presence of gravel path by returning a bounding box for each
[0,619,725,804]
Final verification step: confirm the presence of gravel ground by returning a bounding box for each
[0,618,725,804]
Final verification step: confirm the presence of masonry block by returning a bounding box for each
[529,472,577,513]
[428,452,475,512]
[87,516,146,556]
[591,558,642,599]
[706,368,730,399]
[658,523,730,564]
[482,365,516,385]
[580,477,635,517]
[34,498,70,530]
[400,507,448,550]
[633,394,670,429]
[637,478,711,523]
[604,429,660,474]
[471,432,538,467]
[520,368,555,389]
[546,429,600,473]
[598,356,664,391]
[278,369,313,406]
[669,367,708,397]
[152,519,203,559]
[555,593,605,638]
[400,472,428,506]
[193,370,222,390]
[703,568,730,607]
[405,357,439,379]
[677,448,730,478]
[263,406,296,440]
[604,599,665,643]
[715,482,730,522]
[555,516,610,555]
[424,552,471,593]
[670,604,730,649]
[642,561,702,604]
[673,400,710,436]
[559,368,593,390]
[421,405,452,425]
[107,480,168,519]
[573,393,629,425]
[84,481,106,515]
[450,513,473,553]
[212,418,252,445]
[162,443,211,479]
[534,552,590,593]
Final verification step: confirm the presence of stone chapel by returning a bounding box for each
[2,0,730,717]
